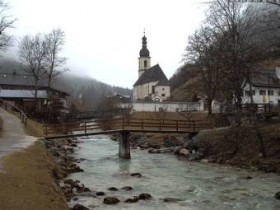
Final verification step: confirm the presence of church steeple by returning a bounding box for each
[138,32,151,77]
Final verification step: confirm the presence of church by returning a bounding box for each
[133,34,170,102]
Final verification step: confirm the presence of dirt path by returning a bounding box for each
[0,108,69,210]
[0,108,36,160]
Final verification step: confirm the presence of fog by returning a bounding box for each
[3,0,207,88]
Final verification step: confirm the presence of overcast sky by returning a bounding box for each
[4,0,207,88]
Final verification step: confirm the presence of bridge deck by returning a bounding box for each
[44,118,214,140]
[44,129,200,140]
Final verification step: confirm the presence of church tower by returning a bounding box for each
[138,33,151,77]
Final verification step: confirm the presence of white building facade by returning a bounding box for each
[133,34,171,102]
[242,68,280,105]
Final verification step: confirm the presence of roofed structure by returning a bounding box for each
[133,34,171,102]
[134,64,169,86]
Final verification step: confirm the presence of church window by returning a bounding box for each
[144,60,147,68]
[152,86,155,93]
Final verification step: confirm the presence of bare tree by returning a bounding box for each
[18,34,47,111]
[0,0,15,52]
[44,28,67,89]
[186,26,222,115]
[204,0,269,114]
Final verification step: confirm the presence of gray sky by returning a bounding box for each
[5,0,207,88]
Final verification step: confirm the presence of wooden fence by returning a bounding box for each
[44,118,215,137]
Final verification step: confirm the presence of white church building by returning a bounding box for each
[133,34,171,102]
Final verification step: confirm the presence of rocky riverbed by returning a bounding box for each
[47,133,280,210]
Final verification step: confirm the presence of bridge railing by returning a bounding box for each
[44,118,214,137]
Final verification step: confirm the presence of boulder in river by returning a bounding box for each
[275,192,280,200]
[163,197,182,203]
[131,173,142,178]
[121,186,133,191]
[179,148,190,157]
[240,176,253,180]
[138,193,152,200]
[163,136,183,147]
[148,148,161,154]
[72,204,90,210]
[125,196,139,203]
[148,143,160,149]
[96,191,106,196]
[103,197,120,204]
[108,187,118,191]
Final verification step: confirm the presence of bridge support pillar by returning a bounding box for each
[119,131,130,159]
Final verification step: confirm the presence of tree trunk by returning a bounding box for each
[34,79,39,112]
[207,98,213,115]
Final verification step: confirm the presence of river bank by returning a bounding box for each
[127,122,280,174]
[0,141,69,210]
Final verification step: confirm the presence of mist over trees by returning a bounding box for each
[0,58,132,111]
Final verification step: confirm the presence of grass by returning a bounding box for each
[196,123,280,171]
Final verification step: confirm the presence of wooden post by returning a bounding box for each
[176,120,178,131]
[193,120,196,132]
[84,122,87,134]
[45,124,48,137]
[119,131,130,159]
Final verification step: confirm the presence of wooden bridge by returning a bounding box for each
[67,108,128,120]
[44,118,214,159]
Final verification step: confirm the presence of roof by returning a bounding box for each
[0,89,47,99]
[139,35,150,57]
[0,71,69,95]
[250,69,280,88]
[134,64,170,86]
[0,72,48,87]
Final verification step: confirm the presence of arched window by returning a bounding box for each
[144,60,147,68]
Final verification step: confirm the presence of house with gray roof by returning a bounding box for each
[0,70,69,112]
[133,34,170,102]
[242,67,280,104]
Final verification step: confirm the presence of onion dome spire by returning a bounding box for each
[139,31,150,57]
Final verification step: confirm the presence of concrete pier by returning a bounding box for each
[118,131,130,159]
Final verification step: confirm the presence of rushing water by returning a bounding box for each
[68,135,280,210]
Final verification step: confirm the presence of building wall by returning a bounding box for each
[138,57,151,77]
[153,85,170,101]
[242,83,280,104]
[133,81,158,101]
[121,102,204,112]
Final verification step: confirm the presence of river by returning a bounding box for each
[68,135,280,210]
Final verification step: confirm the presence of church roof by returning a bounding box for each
[139,48,150,57]
[133,64,170,86]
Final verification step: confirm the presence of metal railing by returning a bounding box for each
[0,99,28,125]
